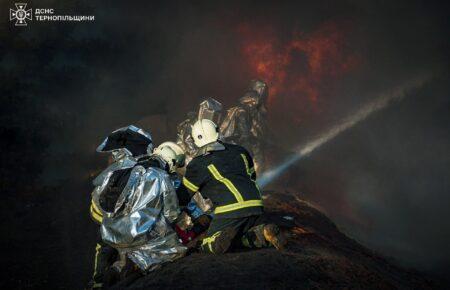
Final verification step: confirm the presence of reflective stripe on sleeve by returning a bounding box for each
[240,154,261,196]
[183,177,200,192]
[90,204,103,223]
[91,200,103,216]
[240,153,255,176]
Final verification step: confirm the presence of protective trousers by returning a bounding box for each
[200,215,269,254]
[90,238,118,288]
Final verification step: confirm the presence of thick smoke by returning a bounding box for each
[1,0,449,286]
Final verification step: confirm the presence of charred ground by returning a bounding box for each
[111,191,434,290]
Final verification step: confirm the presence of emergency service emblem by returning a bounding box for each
[10,3,32,26]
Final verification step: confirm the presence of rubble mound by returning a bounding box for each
[117,192,432,290]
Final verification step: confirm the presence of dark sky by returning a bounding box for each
[1,0,449,279]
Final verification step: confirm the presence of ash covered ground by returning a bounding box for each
[113,192,435,290]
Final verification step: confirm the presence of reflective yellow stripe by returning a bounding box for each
[240,154,261,197]
[207,163,263,214]
[90,203,102,217]
[201,231,222,253]
[90,207,103,223]
[90,205,103,223]
[90,199,103,222]
[214,199,263,214]
[240,154,255,176]
[183,177,199,192]
[207,164,244,203]
[92,243,102,279]
[91,200,103,216]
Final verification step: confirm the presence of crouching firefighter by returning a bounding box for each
[178,119,287,254]
[156,142,212,246]
[88,126,186,289]
[98,140,188,285]
[88,125,152,289]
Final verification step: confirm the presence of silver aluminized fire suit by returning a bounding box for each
[220,80,269,173]
[95,156,187,273]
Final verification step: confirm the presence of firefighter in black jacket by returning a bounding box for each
[179,119,286,254]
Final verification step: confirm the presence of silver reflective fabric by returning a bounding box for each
[111,148,133,162]
[219,80,268,173]
[246,79,268,102]
[219,106,242,141]
[176,113,198,162]
[91,153,137,219]
[198,97,223,125]
[96,124,154,155]
[100,164,187,272]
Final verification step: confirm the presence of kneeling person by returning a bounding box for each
[180,119,286,254]
[99,137,187,278]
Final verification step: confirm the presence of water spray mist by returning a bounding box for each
[257,75,431,188]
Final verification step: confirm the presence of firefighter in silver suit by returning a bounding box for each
[220,80,269,173]
[176,111,198,161]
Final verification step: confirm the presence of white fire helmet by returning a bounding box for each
[191,119,219,148]
[153,145,178,173]
[156,141,186,168]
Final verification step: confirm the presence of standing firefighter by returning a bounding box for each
[179,119,286,254]
[220,79,269,173]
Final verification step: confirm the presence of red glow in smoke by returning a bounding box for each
[238,21,360,117]
[238,21,363,226]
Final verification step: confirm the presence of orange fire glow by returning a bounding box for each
[238,20,360,119]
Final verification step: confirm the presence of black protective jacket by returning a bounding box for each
[179,142,263,219]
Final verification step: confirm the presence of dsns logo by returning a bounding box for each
[10,3,32,26]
